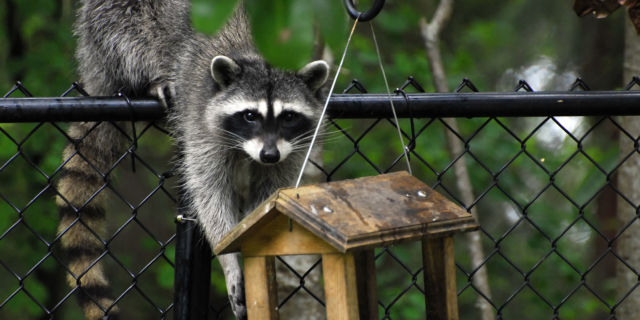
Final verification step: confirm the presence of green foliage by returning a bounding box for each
[244,0,315,69]
[0,0,627,319]
[312,0,348,52]
[191,0,349,70]
[192,0,238,35]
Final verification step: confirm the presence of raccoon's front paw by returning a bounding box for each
[229,280,247,320]
[148,81,175,110]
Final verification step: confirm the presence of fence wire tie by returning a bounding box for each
[117,90,138,173]
[394,88,415,159]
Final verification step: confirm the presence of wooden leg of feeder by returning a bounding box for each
[244,256,279,320]
[422,236,459,320]
[354,249,379,320]
[323,253,360,320]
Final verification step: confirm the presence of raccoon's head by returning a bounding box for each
[208,55,330,165]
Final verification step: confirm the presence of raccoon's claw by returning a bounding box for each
[149,81,174,111]
[229,282,248,320]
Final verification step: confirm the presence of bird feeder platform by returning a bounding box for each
[215,171,479,320]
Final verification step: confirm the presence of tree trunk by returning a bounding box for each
[420,1,494,319]
[615,14,640,320]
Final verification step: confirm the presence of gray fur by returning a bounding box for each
[69,1,329,320]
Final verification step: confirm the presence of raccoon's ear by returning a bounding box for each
[211,56,240,88]
[297,61,330,91]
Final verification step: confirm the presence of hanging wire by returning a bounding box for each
[295,14,362,188]
[370,22,412,174]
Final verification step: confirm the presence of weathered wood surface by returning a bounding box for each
[278,171,479,251]
[422,236,459,320]
[215,171,479,255]
[240,214,340,257]
[323,253,360,320]
[214,193,279,255]
[245,256,280,320]
[354,249,379,320]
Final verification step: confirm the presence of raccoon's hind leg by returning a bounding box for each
[56,122,128,320]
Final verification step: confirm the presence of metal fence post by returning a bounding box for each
[173,193,212,320]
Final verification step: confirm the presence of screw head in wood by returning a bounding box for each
[418,190,427,197]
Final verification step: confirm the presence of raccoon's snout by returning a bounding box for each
[242,138,292,164]
[260,148,280,164]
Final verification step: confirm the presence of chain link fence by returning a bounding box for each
[2,76,640,320]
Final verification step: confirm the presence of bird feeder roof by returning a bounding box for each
[214,171,479,255]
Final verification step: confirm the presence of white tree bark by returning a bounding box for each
[615,14,640,320]
[420,1,494,319]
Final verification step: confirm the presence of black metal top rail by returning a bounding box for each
[2,91,640,123]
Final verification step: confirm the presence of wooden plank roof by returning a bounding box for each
[215,171,479,255]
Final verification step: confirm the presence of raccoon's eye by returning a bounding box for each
[244,112,256,122]
[282,112,296,123]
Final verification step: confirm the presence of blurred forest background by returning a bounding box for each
[0,0,637,319]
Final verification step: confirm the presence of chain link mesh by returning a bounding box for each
[2,76,640,319]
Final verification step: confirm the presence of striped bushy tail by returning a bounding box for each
[56,121,127,320]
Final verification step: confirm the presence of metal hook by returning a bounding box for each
[344,0,385,22]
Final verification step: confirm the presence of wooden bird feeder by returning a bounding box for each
[214,171,479,320]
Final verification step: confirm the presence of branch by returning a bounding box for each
[419,1,494,319]
[420,0,453,93]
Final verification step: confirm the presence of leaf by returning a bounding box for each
[573,0,620,18]
[245,0,314,70]
[191,0,238,35]
[313,0,348,53]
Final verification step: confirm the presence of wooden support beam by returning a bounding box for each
[244,256,279,320]
[354,249,379,319]
[323,253,360,320]
[241,214,340,257]
[422,236,459,320]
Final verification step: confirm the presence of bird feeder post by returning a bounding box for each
[423,236,459,320]
[354,249,379,319]
[244,256,279,320]
[323,252,360,320]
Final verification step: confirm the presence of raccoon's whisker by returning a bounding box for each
[291,136,343,147]
[220,130,248,142]
[290,139,342,151]
[291,132,343,145]
[290,124,334,141]
[291,136,342,146]
[216,140,247,151]
[219,138,245,144]
[218,144,245,149]
[219,139,248,148]
[291,130,342,144]
[294,130,343,139]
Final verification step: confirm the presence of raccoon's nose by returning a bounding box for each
[260,148,280,164]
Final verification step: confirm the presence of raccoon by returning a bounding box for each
[57,1,329,320]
